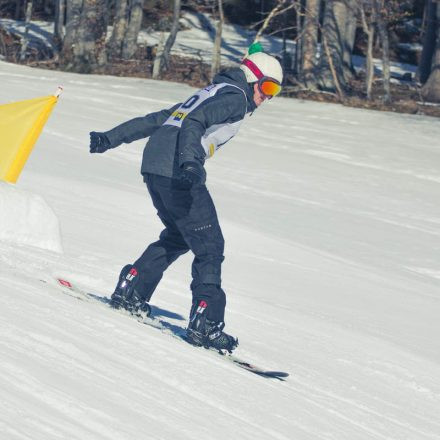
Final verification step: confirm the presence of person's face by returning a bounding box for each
[253,83,268,107]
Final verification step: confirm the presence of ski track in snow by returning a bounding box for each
[1,61,440,440]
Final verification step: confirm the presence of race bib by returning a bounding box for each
[163,82,247,158]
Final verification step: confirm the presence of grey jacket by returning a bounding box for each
[104,68,256,179]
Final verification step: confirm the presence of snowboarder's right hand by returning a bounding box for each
[89,131,111,154]
[180,161,206,186]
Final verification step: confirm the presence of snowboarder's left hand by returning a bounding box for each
[89,132,111,154]
[181,161,206,186]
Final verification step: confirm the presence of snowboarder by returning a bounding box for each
[89,47,283,352]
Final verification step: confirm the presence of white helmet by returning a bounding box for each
[240,52,283,83]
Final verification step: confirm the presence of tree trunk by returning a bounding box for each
[122,0,144,59]
[43,0,51,14]
[318,0,355,92]
[210,0,224,81]
[294,0,304,77]
[366,26,375,99]
[15,0,22,20]
[62,0,82,64]
[300,0,321,86]
[62,0,107,73]
[152,0,181,78]
[20,1,32,62]
[108,0,128,58]
[54,0,65,49]
[421,2,440,102]
[152,32,165,79]
[282,17,288,73]
[418,0,438,84]
[360,1,375,100]
[375,0,391,103]
[342,0,357,74]
[322,32,345,99]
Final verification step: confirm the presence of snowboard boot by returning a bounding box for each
[110,265,151,317]
[186,300,238,353]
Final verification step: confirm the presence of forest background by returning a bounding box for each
[1,0,440,117]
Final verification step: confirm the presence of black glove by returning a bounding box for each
[89,131,111,154]
[181,161,206,186]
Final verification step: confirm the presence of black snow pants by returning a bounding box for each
[134,173,227,322]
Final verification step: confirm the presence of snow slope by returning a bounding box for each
[0,61,440,440]
[0,182,62,253]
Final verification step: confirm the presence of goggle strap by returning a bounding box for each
[241,58,265,81]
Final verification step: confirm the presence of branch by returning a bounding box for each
[322,33,345,101]
[251,2,298,29]
[253,0,288,43]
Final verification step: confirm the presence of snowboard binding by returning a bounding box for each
[186,300,238,353]
[110,264,151,318]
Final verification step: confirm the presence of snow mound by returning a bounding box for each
[0,181,62,253]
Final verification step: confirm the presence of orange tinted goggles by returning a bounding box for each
[258,78,282,98]
[241,57,282,98]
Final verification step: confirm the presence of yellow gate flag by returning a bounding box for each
[0,92,60,183]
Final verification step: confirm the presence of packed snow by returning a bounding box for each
[0,182,62,253]
[0,60,440,440]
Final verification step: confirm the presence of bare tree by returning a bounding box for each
[293,0,302,76]
[374,0,391,103]
[152,32,165,78]
[20,0,32,62]
[360,0,375,99]
[322,29,346,98]
[211,0,224,80]
[319,0,357,91]
[62,0,107,73]
[254,0,288,44]
[152,0,181,79]
[108,0,144,60]
[418,0,438,84]
[108,0,129,58]
[421,0,440,102]
[300,0,321,87]
[15,0,22,20]
[317,0,357,92]
[54,0,66,48]
[122,0,144,59]
[62,0,83,64]
[360,0,401,103]
[343,0,357,74]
